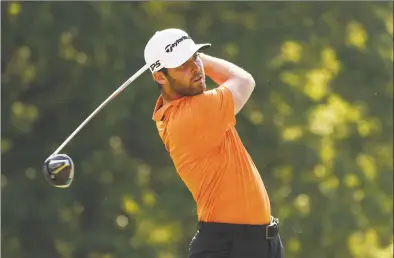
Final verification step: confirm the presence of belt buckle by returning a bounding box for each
[266,224,274,239]
[266,219,279,239]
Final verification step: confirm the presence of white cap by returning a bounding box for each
[144,28,211,73]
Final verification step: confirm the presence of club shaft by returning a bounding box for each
[52,64,149,156]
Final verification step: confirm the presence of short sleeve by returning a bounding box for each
[190,86,236,144]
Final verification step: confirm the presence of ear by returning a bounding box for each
[152,72,167,85]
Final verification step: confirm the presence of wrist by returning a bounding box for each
[200,53,215,76]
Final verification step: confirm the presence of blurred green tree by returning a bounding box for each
[1,2,392,258]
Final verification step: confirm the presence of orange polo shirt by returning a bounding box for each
[152,86,271,225]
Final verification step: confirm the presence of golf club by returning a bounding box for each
[43,64,149,188]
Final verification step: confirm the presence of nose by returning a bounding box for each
[190,59,201,74]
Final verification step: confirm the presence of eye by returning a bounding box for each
[192,52,200,60]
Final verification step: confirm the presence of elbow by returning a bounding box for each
[230,69,256,91]
[247,73,256,89]
[242,72,256,91]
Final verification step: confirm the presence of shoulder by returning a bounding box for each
[191,87,233,102]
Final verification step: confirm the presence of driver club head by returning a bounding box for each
[43,153,74,188]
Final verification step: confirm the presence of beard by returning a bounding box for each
[168,75,206,96]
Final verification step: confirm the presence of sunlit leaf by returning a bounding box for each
[282,126,303,141]
[346,21,368,50]
[8,3,21,16]
[123,196,140,215]
[294,194,311,215]
[281,41,303,63]
[356,154,377,181]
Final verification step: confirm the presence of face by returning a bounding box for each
[154,52,206,97]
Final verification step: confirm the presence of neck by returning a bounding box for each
[161,88,182,105]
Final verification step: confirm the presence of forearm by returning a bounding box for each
[200,53,254,86]
[200,53,255,114]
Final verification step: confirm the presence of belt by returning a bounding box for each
[197,216,280,240]
[266,216,280,239]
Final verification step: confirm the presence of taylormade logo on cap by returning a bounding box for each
[164,35,191,53]
[144,28,211,73]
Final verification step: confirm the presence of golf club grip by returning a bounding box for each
[51,64,149,156]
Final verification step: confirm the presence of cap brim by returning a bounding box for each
[196,43,211,51]
[164,43,211,69]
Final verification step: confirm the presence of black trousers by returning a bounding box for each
[189,217,284,258]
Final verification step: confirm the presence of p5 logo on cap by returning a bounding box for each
[150,60,161,72]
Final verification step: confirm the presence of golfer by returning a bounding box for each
[144,28,284,258]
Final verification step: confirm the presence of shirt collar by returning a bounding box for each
[152,95,179,122]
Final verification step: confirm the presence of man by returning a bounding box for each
[144,28,284,258]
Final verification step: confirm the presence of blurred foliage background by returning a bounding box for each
[1,2,393,258]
